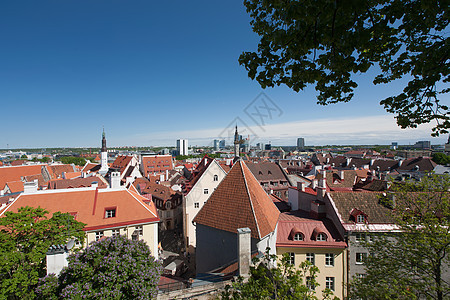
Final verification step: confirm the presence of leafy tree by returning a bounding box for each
[221,251,337,299]
[0,206,86,299]
[36,235,162,300]
[350,174,450,300]
[432,152,450,165]
[20,154,28,159]
[240,0,449,135]
[59,156,86,166]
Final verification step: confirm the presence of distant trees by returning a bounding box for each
[432,152,450,165]
[0,207,85,299]
[221,251,337,299]
[350,174,450,299]
[59,156,86,166]
[36,235,162,300]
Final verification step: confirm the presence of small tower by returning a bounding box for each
[99,128,109,175]
[234,125,240,157]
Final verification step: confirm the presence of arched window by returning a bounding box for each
[213,175,218,181]
[316,233,327,241]
[294,233,304,241]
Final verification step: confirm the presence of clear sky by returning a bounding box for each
[1,1,448,149]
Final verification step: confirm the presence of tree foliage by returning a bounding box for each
[59,156,86,166]
[36,235,162,300]
[221,251,337,299]
[0,206,86,299]
[432,152,450,165]
[350,174,450,299]
[240,0,449,135]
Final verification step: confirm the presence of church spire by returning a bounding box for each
[101,127,107,153]
[234,125,240,157]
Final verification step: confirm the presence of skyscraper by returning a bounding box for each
[297,137,305,150]
[177,139,189,156]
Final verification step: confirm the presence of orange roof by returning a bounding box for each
[0,165,43,190]
[1,187,159,231]
[194,159,279,240]
[111,155,133,174]
[141,155,173,177]
[46,164,75,179]
[11,160,27,166]
[5,181,24,194]
[64,172,82,179]
[82,163,100,173]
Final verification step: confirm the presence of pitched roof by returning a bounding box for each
[110,155,133,174]
[0,165,43,190]
[64,172,82,179]
[46,164,76,179]
[5,181,24,194]
[47,176,108,190]
[329,191,394,224]
[246,162,289,182]
[398,157,437,172]
[82,163,101,173]
[277,210,346,248]
[193,160,279,240]
[0,187,159,231]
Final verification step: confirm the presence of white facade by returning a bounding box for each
[183,160,227,251]
[177,139,188,156]
[99,151,108,175]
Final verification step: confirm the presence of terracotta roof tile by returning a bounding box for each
[5,181,24,194]
[0,165,44,190]
[111,155,133,174]
[1,188,159,231]
[47,177,108,189]
[194,160,279,239]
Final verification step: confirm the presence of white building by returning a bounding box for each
[177,139,189,156]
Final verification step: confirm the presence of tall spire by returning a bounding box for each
[234,125,240,157]
[101,127,107,153]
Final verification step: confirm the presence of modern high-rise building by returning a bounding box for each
[219,140,226,149]
[297,137,305,150]
[213,139,219,151]
[177,139,189,156]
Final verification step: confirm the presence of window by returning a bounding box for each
[316,233,327,241]
[325,253,334,266]
[203,189,208,194]
[357,214,365,223]
[287,252,295,265]
[135,226,143,236]
[306,253,315,265]
[165,202,172,209]
[194,202,199,208]
[326,277,335,291]
[105,208,116,218]
[355,232,365,243]
[356,253,367,264]
[306,276,316,290]
[112,229,120,237]
[75,238,81,247]
[213,175,218,181]
[272,182,278,187]
[294,233,304,241]
[95,231,104,241]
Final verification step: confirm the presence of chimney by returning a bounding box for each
[0,190,3,196]
[311,179,317,190]
[23,179,38,194]
[91,181,98,189]
[46,245,69,276]
[110,172,121,189]
[339,170,345,180]
[297,181,305,192]
[346,158,351,167]
[165,169,169,181]
[237,228,251,278]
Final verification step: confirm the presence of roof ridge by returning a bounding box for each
[240,160,261,239]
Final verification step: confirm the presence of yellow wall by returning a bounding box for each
[85,222,158,257]
[277,247,347,299]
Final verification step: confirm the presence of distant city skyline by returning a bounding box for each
[1,1,448,148]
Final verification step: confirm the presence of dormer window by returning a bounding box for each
[316,233,327,241]
[294,233,304,241]
[357,214,365,223]
[105,208,116,218]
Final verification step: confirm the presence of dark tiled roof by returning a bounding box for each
[329,191,394,224]
[47,177,108,189]
[398,157,436,172]
[194,160,279,240]
[246,162,289,182]
[111,155,133,174]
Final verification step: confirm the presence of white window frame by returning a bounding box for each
[355,232,365,243]
[194,202,199,208]
[112,229,120,237]
[95,231,104,241]
[105,209,116,218]
[357,214,365,223]
[325,253,334,266]
[316,233,327,241]
[356,252,367,264]
[293,233,304,241]
[203,189,208,195]
[135,226,143,236]
[287,252,295,265]
[325,277,335,291]
[306,253,315,265]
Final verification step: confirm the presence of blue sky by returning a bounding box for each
[1,1,448,148]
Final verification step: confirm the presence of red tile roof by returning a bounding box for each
[0,165,43,190]
[64,172,82,179]
[46,164,76,179]
[1,187,159,231]
[11,160,27,166]
[141,155,173,177]
[111,155,133,174]
[5,181,24,194]
[193,160,279,240]
[277,210,346,248]
[47,177,108,190]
